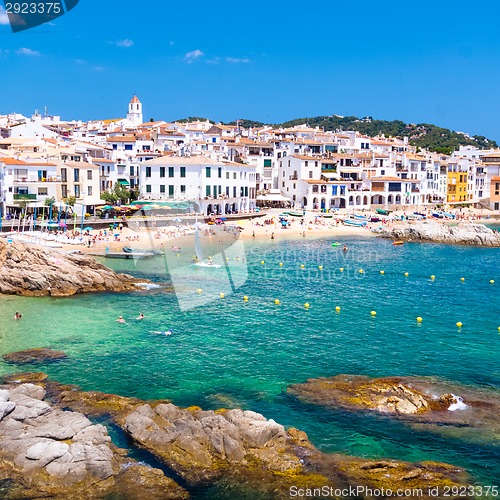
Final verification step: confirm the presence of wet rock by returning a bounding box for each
[2,348,67,365]
[1,371,49,384]
[0,240,146,296]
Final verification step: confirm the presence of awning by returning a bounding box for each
[117,179,130,186]
[256,193,290,202]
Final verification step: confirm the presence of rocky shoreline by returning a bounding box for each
[380,221,500,246]
[0,240,146,296]
[0,372,473,499]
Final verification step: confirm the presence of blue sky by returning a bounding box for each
[1,0,500,140]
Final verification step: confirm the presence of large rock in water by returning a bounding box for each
[0,381,188,499]
[381,221,500,246]
[288,375,457,415]
[0,240,145,296]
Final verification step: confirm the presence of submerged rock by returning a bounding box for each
[3,348,68,365]
[381,221,500,246]
[0,240,145,296]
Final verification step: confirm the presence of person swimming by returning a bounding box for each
[343,245,348,252]
[136,313,145,320]
[116,316,126,323]
[152,329,173,336]
[13,312,22,320]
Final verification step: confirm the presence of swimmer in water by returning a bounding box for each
[136,313,144,320]
[343,245,348,252]
[116,316,126,323]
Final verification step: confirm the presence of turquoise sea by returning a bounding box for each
[1,235,499,492]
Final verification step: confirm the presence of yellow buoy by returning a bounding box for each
[339,267,344,272]
[497,326,500,332]
[304,303,310,309]
[274,299,280,305]
[456,322,463,328]
[279,262,283,267]
[380,270,385,275]
[197,288,202,294]
[430,275,435,280]
[490,280,495,284]
[176,253,180,257]
[460,277,465,282]
[261,260,265,265]
[300,264,305,269]
[219,293,225,299]
[243,296,249,302]
[404,272,409,277]
[335,306,341,312]
[370,310,377,317]
[358,269,364,274]
[416,317,423,323]
[318,265,323,270]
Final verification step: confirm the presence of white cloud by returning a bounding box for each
[16,48,41,56]
[0,6,9,25]
[185,49,204,63]
[73,59,85,65]
[115,39,134,48]
[93,66,106,72]
[225,57,250,64]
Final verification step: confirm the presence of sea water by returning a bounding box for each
[0,236,499,489]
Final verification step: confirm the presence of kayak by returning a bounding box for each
[331,242,341,247]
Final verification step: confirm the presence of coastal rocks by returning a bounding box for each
[0,240,145,296]
[0,381,188,499]
[0,374,473,498]
[381,221,500,246]
[288,375,456,415]
[2,348,68,365]
[123,403,300,483]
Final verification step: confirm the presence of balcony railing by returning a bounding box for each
[14,194,37,200]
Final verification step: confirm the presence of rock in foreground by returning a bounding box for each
[381,221,500,246]
[0,381,188,499]
[0,240,144,296]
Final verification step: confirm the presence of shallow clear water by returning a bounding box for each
[1,236,499,487]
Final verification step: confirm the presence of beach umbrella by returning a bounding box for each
[83,226,94,231]
[141,206,152,211]
[58,222,67,227]
[173,217,182,223]
[102,205,114,210]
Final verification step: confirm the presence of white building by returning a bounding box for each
[140,155,257,215]
[126,96,143,127]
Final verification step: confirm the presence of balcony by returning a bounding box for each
[289,176,298,181]
[14,193,37,200]
[14,177,59,183]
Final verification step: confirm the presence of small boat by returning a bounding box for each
[104,252,156,259]
[370,217,381,223]
[443,212,456,219]
[432,211,444,219]
[413,212,426,218]
[343,219,367,227]
[289,211,304,217]
[376,208,390,216]
[353,214,369,220]
[331,242,341,247]
[392,240,404,246]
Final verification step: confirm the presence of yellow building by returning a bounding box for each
[446,171,468,202]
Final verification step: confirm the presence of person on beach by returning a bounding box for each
[136,313,145,320]
[116,316,126,323]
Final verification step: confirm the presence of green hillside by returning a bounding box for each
[276,115,498,155]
